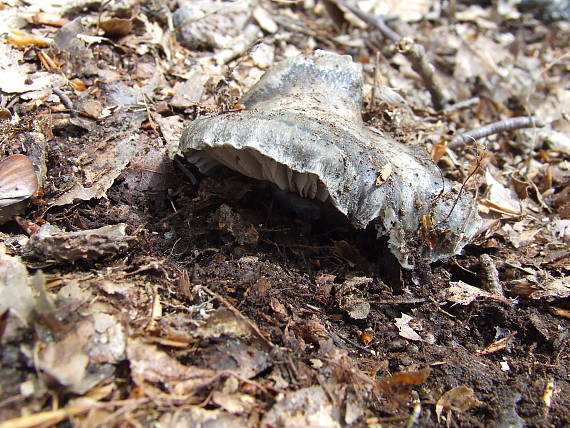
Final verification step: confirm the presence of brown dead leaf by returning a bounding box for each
[0,154,39,208]
[29,12,69,27]
[193,308,254,340]
[366,0,431,22]
[529,277,570,300]
[550,306,570,319]
[436,385,481,422]
[252,6,277,34]
[52,115,146,206]
[170,71,210,108]
[0,245,36,330]
[0,108,11,121]
[377,367,431,392]
[70,78,87,91]
[336,276,373,320]
[202,340,270,379]
[0,310,8,342]
[38,313,125,394]
[127,338,217,400]
[443,281,509,305]
[209,204,259,246]
[479,170,522,216]
[99,18,132,37]
[270,298,288,317]
[212,390,256,414]
[360,328,374,346]
[431,139,448,162]
[376,368,431,411]
[159,407,246,428]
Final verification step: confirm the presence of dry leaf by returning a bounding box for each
[52,114,145,206]
[261,385,343,428]
[394,313,423,341]
[528,277,570,300]
[29,12,69,27]
[375,163,392,186]
[127,338,217,399]
[378,368,431,393]
[436,385,481,422]
[7,29,52,47]
[431,139,448,162]
[253,6,278,34]
[99,18,132,37]
[360,0,432,22]
[550,307,570,319]
[443,280,505,305]
[0,154,38,207]
[479,170,522,216]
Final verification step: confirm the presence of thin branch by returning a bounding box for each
[199,285,276,350]
[449,116,545,149]
[329,0,449,110]
[479,254,504,298]
[332,331,377,356]
[442,152,484,223]
[443,96,480,113]
[330,0,400,41]
[52,87,77,118]
[397,37,447,110]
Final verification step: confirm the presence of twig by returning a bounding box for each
[212,24,260,65]
[404,400,422,428]
[442,153,483,223]
[174,157,198,185]
[273,15,336,49]
[330,0,400,41]
[52,87,77,118]
[443,96,480,113]
[397,38,447,110]
[449,116,545,149]
[479,254,504,297]
[333,331,377,356]
[370,51,380,109]
[329,0,448,110]
[0,398,148,428]
[199,285,275,349]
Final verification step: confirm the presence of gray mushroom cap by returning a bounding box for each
[180,50,481,268]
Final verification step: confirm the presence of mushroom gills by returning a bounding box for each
[186,147,330,202]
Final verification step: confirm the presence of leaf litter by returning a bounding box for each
[0,0,569,426]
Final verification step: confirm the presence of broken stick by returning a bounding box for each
[449,116,545,148]
[329,0,449,110]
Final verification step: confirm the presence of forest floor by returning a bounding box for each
[0,0,569,426]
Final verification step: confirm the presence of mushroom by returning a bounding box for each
[180,50,481,268]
